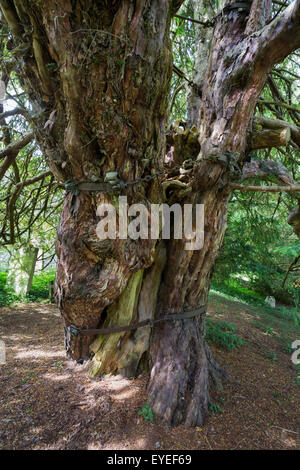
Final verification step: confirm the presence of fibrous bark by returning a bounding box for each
[186,0,214,127]
[2,0,300,428]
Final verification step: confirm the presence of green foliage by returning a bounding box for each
[266,305,299,323]
[251,319,275,335]
[0,272,17,306]
[138,403,153,423]
[293,312,300,327]
[53,360,63,370]
[205,318,245,351]
[27,269,55,300]
[213,181,300,306]
[264,326,274,335]
[45,62,58,71]
[169,2,197,123]
[273,242,300,258]
[212,279,265,305]
[210,286,300,367]
[21,372,35,384]
[264,349,277,361]
[0,35,62,257]
[280,340,294,355]
[0,270,55,305]
[209,402,223,415]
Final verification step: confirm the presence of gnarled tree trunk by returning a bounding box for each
[2,0,300,427]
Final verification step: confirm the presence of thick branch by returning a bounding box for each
[0,0,23,37]
[259,99,300,114]
[257,0,300,66]
[229,183,300,192]
[17,171,52,188]
[0,107,29,120]
[241,159,294,185]
[174,14,215,27]
[0,131,34,160]
[254,116,300,147]
[0,131,34,181]
[250,126,291,149]
[245,0,272,35]
[3,171,53,203]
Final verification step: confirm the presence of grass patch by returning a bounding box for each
[210,281,300,360]
[211,280,265,306]
[206,318,245,351]
[0,272,17,306]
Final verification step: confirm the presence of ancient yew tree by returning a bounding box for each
[1,0,300,427]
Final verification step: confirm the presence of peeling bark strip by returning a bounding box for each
[2,0,300,427]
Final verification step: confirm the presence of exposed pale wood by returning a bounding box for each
[250,127,291,149]
[255,116,300,147]
[89,270,144,377]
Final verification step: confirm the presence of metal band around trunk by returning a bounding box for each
[68,305,207,337]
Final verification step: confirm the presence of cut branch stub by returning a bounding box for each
[255,116,300,148]
[250,126,291,149]
[288,208,300,238]
[166,121,200,166]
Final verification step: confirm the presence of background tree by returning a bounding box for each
[0,0,300,428]
[0,20,62,294]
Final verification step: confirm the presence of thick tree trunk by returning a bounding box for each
[3,0,299,427]
[148,186,229,426]
[187,0,214,127]
[6,243,38,296]
[52,1,175,362]
[146,0,276,425]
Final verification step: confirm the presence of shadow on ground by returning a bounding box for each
[0,298,299,450]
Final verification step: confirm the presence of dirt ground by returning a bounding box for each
[0,294,299,450]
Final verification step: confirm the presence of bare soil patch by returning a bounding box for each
[0,297,299,450]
